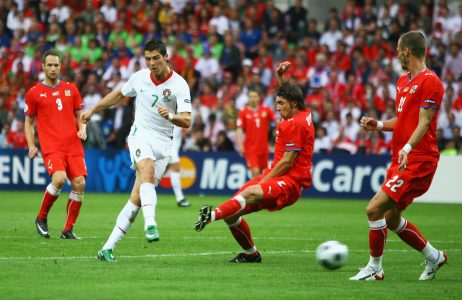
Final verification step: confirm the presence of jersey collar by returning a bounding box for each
[150,69,173,86]
[40,80,61,89]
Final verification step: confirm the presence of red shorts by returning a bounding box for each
[382,160,438,210]
[233,174,302,214]
[244,152,269,170]
[42,153,87,180]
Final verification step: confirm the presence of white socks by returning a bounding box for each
[421,242,440,263]
[102,200,140,250]
[170,171,185,202]
[47,183,61,196]
[140,182,157,230]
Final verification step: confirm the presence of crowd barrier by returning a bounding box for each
[0,149,460,203]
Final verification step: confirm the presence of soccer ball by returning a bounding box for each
[315,240,349,270]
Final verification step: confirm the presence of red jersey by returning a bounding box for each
[393,69,444,162]
[25,81,85,156]
[271,109,315,188]
[237,105,275,154]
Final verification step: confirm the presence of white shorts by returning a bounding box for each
[169,126,182,164]
[127,134,172,183]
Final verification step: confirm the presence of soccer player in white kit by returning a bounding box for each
[81,40,192,262]
[166,125,191,207]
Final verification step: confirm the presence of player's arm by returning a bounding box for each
[235,127,244,156]
[81,89,125,123]
[275,61,292,85]
[398,107,437,171]
[259,151,298,184]
[360,116,396,132]
[74,110,87,140]
[158,108,191,128]
[24,116,38,158]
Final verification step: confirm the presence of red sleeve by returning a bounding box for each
[420,75,444,109]
[72,84,85,111]
[283,121,304,152]
[237,109,246,129]
[24,88,36,116]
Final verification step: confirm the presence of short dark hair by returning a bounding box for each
[144,39,167,56]
[276,82,305,110]
[398,31,426,59]
[42,50,62,64]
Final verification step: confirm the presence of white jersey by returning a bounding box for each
[121,68,191,138]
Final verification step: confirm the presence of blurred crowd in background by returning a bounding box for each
[1,0,462,156]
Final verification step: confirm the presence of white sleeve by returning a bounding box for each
[121,74,137,97]
[176,80,192,113]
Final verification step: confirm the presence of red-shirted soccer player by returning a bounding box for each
[24,50,87,240]
[236,88,276,178]
[195,61,315,263]
[350,31,448,281]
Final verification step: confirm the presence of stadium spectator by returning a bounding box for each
[25,50,88,240]
[83,39,192,262]
[351,31,447,281]
[285,0,308,42]
[236,88,276,178]
[314,126,331,153]
[195,62,315,263]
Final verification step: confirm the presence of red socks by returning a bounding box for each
[369,219,388,257]
[213,195,246,221]
[228,218,255,251]
[63,192,83,232]
[37,185,60,219]
[393,218,427,251]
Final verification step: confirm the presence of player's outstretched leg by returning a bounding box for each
[419,251,448,280]
[195,205,212,231]
[390,217,448,280]
[98,200,140,262]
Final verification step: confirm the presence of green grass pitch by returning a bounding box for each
[0,191,461,299]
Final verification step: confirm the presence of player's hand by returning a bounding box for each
[28,146,38,158]
[81,109,93,124]
[398,149,408,172]
[360,117,379,131]
[157,106,170,120]
[77,127,87,140]
[276,61,291,77]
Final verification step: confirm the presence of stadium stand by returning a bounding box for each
[0,0,461,155]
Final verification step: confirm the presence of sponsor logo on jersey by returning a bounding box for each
[286,142,295,147]
[136,149,141,157]
[424,99,436,104]
[409,84,419,94]
[40,93,47,97]
[403,87,409,93]
[262,111,267,117]
[65,89,71,96]
[162,89,172,102]
[52,91,60,96]
[47,159,53,170]
[184,99,191,103]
